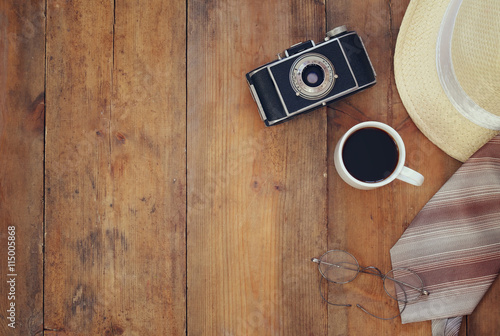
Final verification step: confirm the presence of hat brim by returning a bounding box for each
[394,0,498,162]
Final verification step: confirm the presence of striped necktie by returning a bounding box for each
[390,134,500,336]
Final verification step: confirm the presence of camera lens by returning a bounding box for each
[290,53,336,100]
[302,64,325,87]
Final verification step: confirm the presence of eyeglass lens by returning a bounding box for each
[383,268,424,303]
[318,250,359,284]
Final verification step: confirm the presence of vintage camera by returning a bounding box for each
[246,26,376,126]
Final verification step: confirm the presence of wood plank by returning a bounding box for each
[110,0,186,333]
[0,2,45,335]
[45,0,186,334]
[326,0,463,335]
[187,0,328,334]
[45,2,114,332]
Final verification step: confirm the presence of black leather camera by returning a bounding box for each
[246,26,376,126]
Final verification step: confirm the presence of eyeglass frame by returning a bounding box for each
[311,249,430,320]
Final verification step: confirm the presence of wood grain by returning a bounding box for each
[187,0,328,335]
[0,2,45,335]
[467,270,500,335]
[45,0,186,334]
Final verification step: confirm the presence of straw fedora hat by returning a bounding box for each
[394,0,500,162]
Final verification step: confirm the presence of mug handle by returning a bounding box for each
[397,166,424,186]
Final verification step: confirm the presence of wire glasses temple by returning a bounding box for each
[311,258,430,296]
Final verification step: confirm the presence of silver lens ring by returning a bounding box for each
[290,53,336,100]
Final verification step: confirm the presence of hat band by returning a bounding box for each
[437,0,500,131]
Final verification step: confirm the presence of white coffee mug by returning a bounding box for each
[334,121,424,190]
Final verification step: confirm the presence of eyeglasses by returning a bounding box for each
[311,250,430,320]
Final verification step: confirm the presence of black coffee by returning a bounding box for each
[342,127,399,183]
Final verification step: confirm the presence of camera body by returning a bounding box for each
[246,26,376,126]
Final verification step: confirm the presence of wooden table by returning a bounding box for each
[1,0,498,335]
